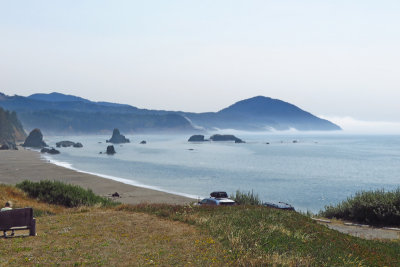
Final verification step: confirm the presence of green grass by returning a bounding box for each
[2,184,400,266]
[16,180,118,208]
[229,190,262,205]
[320,188,400,226]
[119,204,400,266]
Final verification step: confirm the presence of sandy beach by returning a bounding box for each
[0,149,194,205]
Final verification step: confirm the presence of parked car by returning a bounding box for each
[263,202,295,211]
[198,191,236,206]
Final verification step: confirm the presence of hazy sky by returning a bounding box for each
[1,1,399,122]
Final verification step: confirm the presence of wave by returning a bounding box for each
[39,154,199,200]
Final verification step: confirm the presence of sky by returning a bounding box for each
[1,1,400,128]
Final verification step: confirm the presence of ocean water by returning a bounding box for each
[41,134,400,212]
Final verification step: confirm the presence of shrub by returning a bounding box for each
[320,188,400,226]
[16,180,117,208]
[230,190,262,205]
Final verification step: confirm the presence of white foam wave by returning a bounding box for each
[39,154,199,200]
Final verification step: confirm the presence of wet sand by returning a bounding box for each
[0,149,195,205]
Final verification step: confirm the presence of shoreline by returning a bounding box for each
[0,149,195,205]
[39,152,200,200]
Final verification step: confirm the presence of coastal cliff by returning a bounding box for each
[0,107,26,149]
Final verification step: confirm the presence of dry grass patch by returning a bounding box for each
[0,211,231,266]
[0,184,64,215]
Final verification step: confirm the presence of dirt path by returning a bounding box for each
[313,218,400,240]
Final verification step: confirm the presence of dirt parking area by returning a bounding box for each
[314,218,400,240]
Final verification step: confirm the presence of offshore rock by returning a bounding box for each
[22,128,47,148]
[106,145,116,155]
[188,135,206,142]
[41,147,60,154]
[210,134,244,143]
[73,142,83,148]
[56,141,83,148]
[56,141,75,148]
[106,128,130,144]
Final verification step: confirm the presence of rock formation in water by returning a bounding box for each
[56,141,75,147]
[188,135,206,142]
[73,142,83,148]
[22,128,47,148]
[106,145,116,155]
[40,147,60,154]
[210,134,244,143]
[106,129,130,144]
[140,140,146,144]
[56,141,83,148]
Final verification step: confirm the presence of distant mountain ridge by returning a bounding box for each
[29,92,91,103]
[0,92,341,134]
[182,96,340,131]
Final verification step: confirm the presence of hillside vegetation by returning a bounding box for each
[16,180,117,208]
[1,183,399,266]
[320,188,400,226]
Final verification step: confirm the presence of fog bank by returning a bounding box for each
[320,116,400,134]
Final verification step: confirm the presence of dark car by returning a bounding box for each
[263,202,295,210]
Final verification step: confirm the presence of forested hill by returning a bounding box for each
[0,107,26,148]
[0,92,341,134]
[183,96,341,131]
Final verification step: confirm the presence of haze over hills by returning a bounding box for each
[0,92,341,134]
[183,96,341,131]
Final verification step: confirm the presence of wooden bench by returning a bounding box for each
[0,208,36,237]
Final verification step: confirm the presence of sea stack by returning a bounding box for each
[22,128,47,148]
[56,141,83,148]
[106,145,116,155]
[188,135,206,142]
[209,134,245,143]
[41,148,60,154]
[106,128,130,144]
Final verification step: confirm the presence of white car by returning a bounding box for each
[198,197,236,206]
[198,192,236,206]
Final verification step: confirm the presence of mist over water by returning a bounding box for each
[321,116,400,135]
[43,133,400,212]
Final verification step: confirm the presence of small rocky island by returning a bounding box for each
[188,134,246,143]
[22,128,48,148]
[41,147,60,154]
[106,129,130,144]
[188,134,245,143]
[56,141,83,148]
[106,145,116,155]
[210,134,245,143]
[188,135,207,142]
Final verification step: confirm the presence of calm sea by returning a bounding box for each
[41,133,400,212]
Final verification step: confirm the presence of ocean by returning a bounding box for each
[41,133,400,213]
